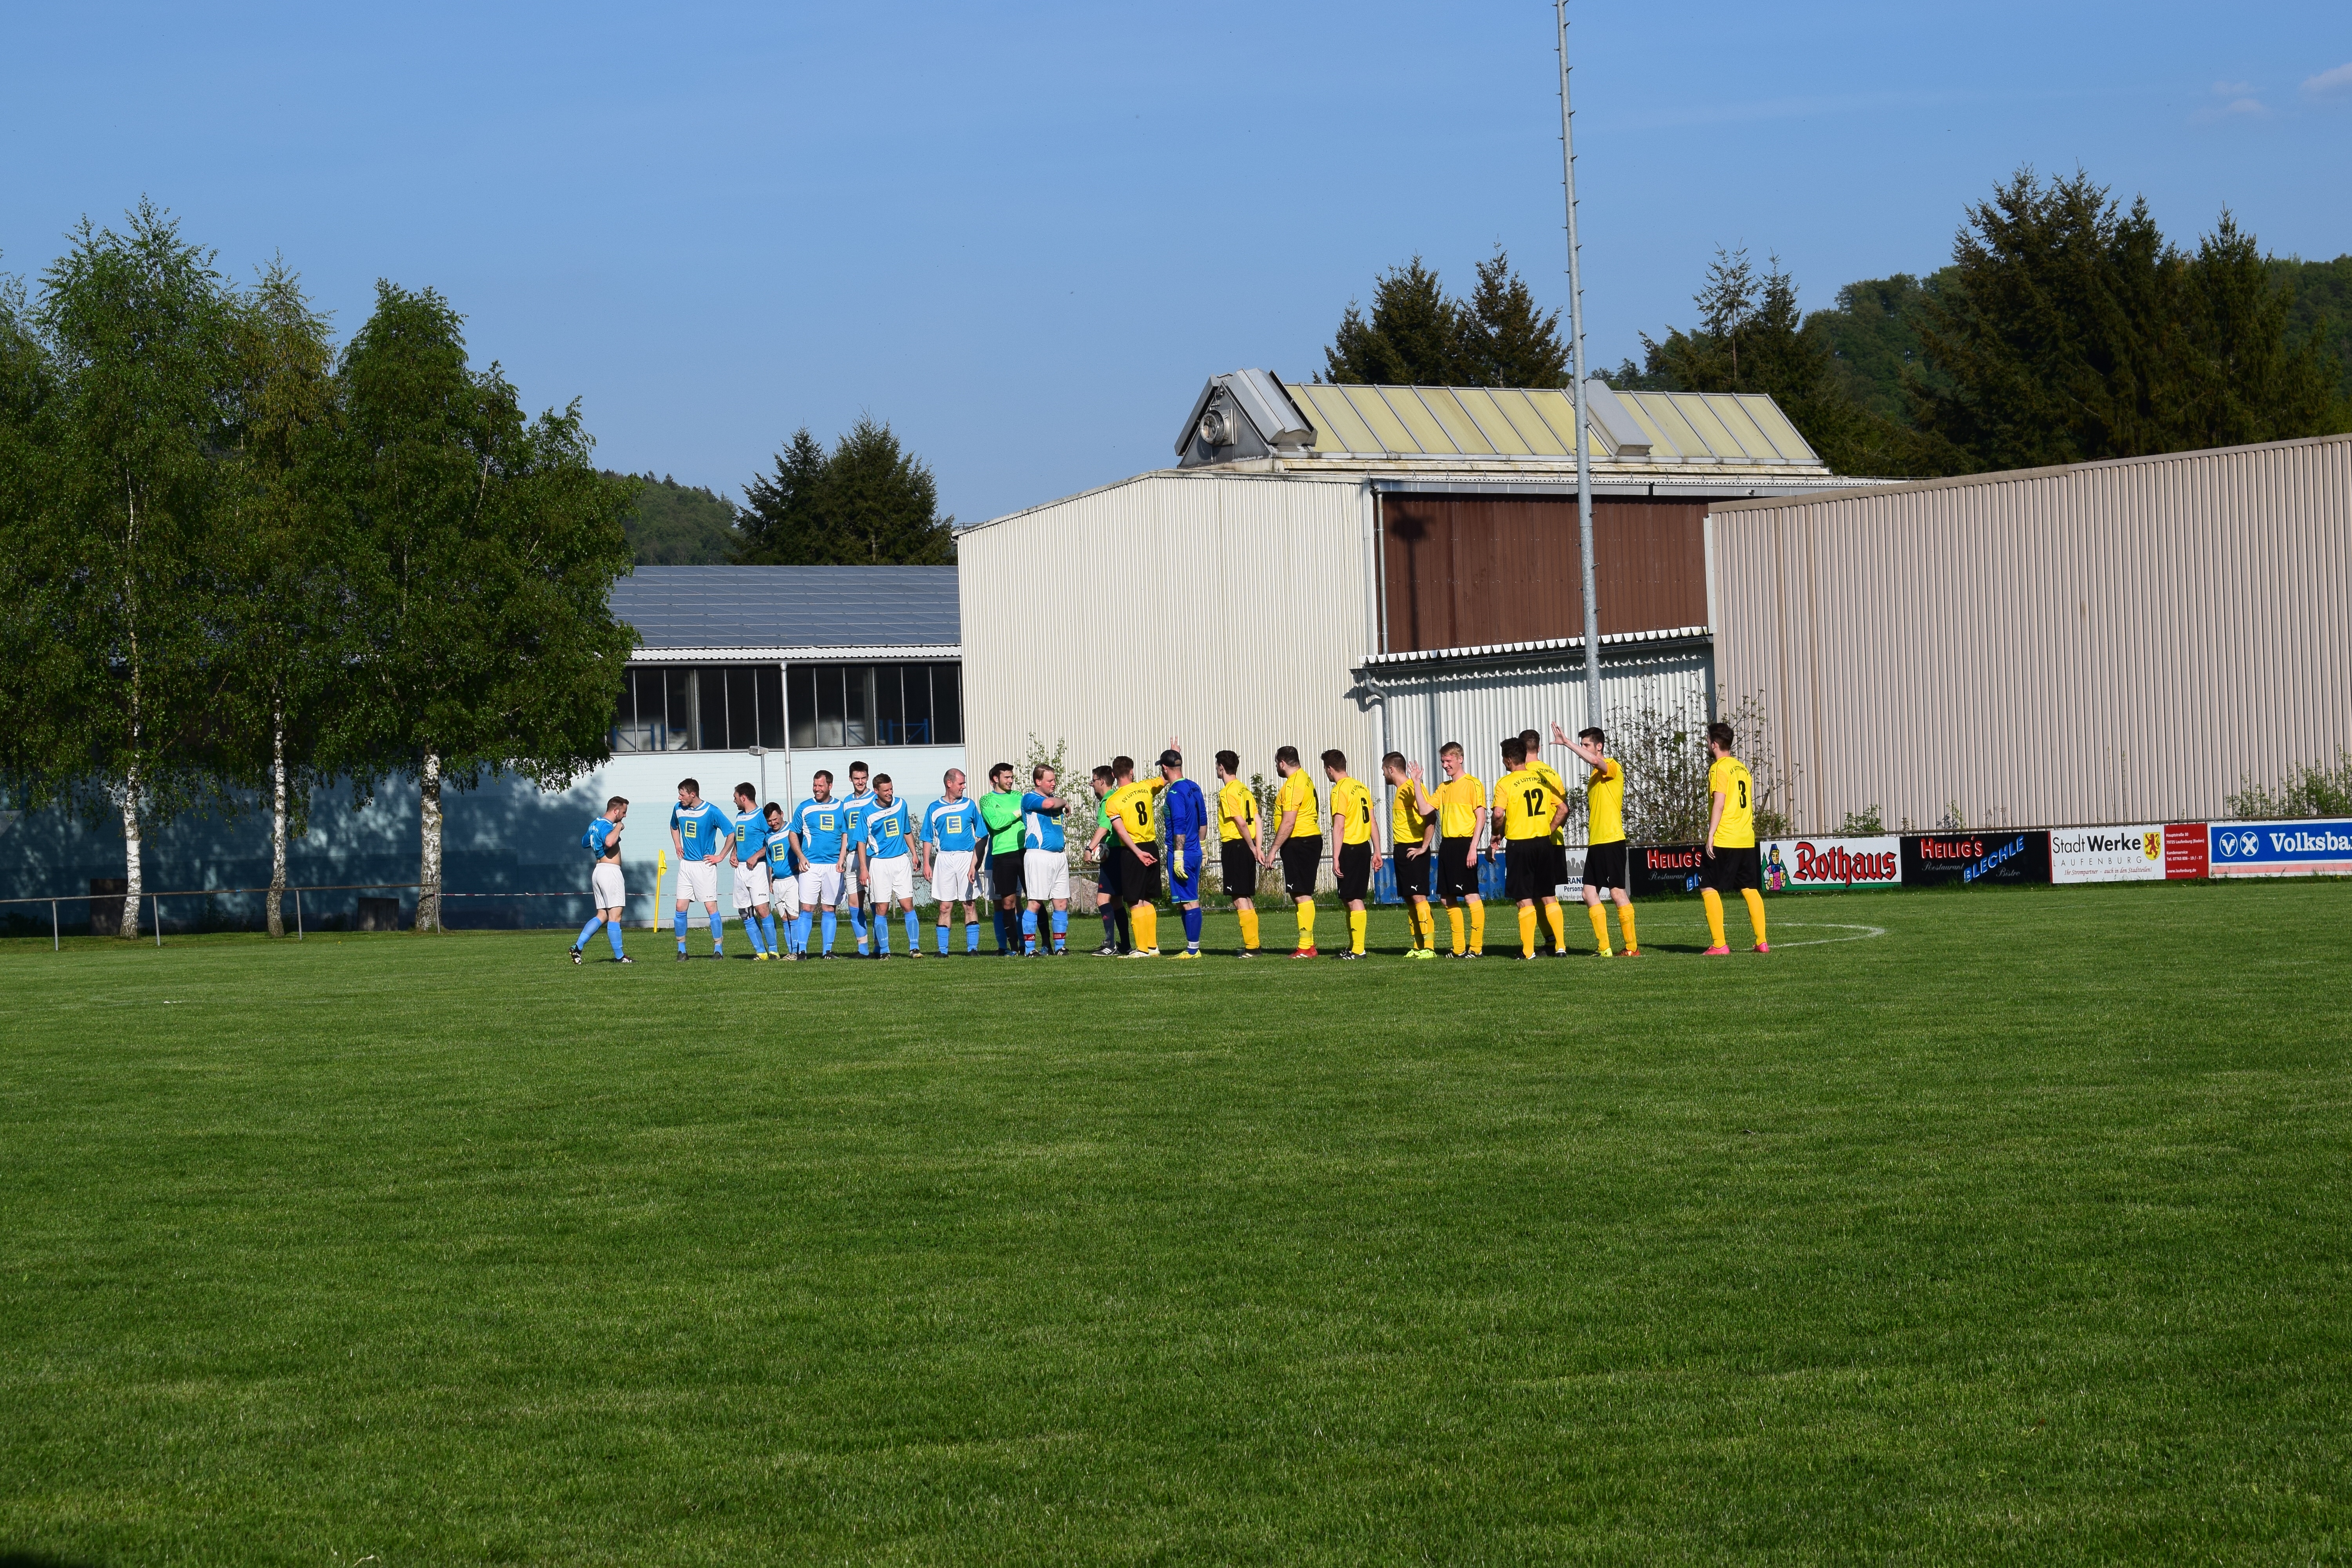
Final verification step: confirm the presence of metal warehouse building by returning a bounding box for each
[958,370,1868,794]
[1708,432,2352,831]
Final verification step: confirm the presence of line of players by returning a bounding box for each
[567,719,1772,963]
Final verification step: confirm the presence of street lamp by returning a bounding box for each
[746,745,767,806]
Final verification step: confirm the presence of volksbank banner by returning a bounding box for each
[2050,824,2166,884]
[2208,820,2352,877]
[1899,831,2052,887]
[1759,836,1902,891]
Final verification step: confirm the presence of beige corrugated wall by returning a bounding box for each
[959,470,1378,789]
[1710,434,2352,830]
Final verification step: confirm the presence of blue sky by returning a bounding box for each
[4,3,2347,522]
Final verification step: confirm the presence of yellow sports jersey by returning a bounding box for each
[1434,773,1486,838]
[1329,776,1374,845]
[1585,757,1626,845]
[1709,755,1757,848]
[1390,780,1434,847]
[1107,776,1168,843]
[1276,768,1320,837]
[1528,757,1571,844]
[1217,779,1259,843]
[1499,766,1565,841]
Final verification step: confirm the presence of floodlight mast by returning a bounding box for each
[1555,0,1602,733]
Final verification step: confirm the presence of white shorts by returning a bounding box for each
[1024,849,1071,902]
[676,858,719,905]
[591,861,625,910]
[867,856,914,904]
[770,871,800,916]
[929,849,978,901]
[797,863,844,909]
[734,860,772,909]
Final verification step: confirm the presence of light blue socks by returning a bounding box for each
[576,916,603,950]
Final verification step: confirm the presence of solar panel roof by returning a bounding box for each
[612,566,960,651]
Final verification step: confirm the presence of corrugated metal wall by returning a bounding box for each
[1372,642,1715,830]
[959,472,1379,784]
[1711,435,2352,830]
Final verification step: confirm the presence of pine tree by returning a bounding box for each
[734,419,953,565]
[1461,248,1570,387]
[733,427,827,563]
[2173,213,2344,448]
[1321,258,1468,385]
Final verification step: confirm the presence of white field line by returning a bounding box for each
[1763,921,1888,947]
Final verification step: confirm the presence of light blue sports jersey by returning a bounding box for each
[732,807,771,866]
[585,817,619,860]
[671,800,733,861]
[792,797,847,862]
[862,799,914,859]
[923,797,981,852]
[840,789,876,849]
[1020,790,1067,853]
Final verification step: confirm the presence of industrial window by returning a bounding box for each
[610,664,786,752]
[786,663,963,749]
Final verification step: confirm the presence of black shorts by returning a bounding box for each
[1095,840,1121,898]
[1503,839,1565,902]
[1701,843,1762,893]
[1221,841,1260,899]
[1584,839,1629,892]
[990,849,1025,901]
[1436,837,1481,899]
[1115,841,1161,903]
[1279,837,1323,899]
[1334,840,1372,902]
[1392,846,1432,900]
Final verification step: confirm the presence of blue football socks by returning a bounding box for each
[605,920,625,958]
[576,915,603,951]
[1051,908,1068,952]
[820,909,837,955]
[1183,907,1203,951]
[762,913,777,955]
[674,908,688,949]
[875,913,890,956]
[965,920,980,953]
[1020,908,1038,954]
[848,903,868,951]
[904,909,921,953]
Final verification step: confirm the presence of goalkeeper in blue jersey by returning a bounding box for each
[1158,747,1210,959]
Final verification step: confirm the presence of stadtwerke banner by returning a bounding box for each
[2049,824,2166,884]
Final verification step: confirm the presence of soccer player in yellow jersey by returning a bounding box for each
[1269,745,1322,956]
[1083,764,1132,955]
[1700,720,1768,956]
[1555,721,1638,956]
[1104,754,1169,958]
[1215,750,1268,957]
[1322,750,1377,959]
[1430,742,1488,956]
[1383,753,1439,958]
[1494,736,1570,959]
[1518,728,1573,952]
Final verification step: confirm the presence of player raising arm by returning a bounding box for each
[1554,721,1639,957]
[1700,720,1768,956]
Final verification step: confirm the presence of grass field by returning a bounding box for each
[3,881,2348,1565]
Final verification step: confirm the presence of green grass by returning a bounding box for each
[2,882,2347,1564]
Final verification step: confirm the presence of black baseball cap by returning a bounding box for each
[1157,748,1182,768]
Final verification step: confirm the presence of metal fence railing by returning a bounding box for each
[0,882,619,951]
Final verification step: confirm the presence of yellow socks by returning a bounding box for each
[1447,905,1466,955]
[1297,898,1316,951]
[1741,888,1767,947]
[1617,904,1637,953]
[1543,902,1565,952]
[1702,889,1727,949]
[1348,909,1367,955]
[1469,899,1485,954]
[1237,905,1259,951]
[1517,905,1538,956]
[1131,903,1157,951]
[1586,901,1613,955]
[1406,902,1428,949]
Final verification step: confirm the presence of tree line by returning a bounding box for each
[1323,168,2352,477]
[0,203,635,938]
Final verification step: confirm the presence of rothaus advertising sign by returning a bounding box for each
[1898,831,2053,887]
[2207,820,2352,877]
[2049,824,2166,884]
[1759,836,1902,891]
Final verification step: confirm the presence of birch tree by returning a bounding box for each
[15,206,239,938]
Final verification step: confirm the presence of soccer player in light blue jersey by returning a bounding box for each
[788,771,848,958]
[668,778,736,960]
[837,762,876,957]
[1158,747,1209,958]
[730,783,779,960]
[1019,765,1072,956]
[570,797,632,964]
[763,801,806,958]
[857,774,924,958]
[921,769,985,955]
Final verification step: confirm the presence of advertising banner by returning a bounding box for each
[1899,831,2052,887]
[2207,820,2352,878]
[1758,836,1902,891]
[1632,842,1705,898]
[2165,825,2209,880]
[2049,824,2166,884]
